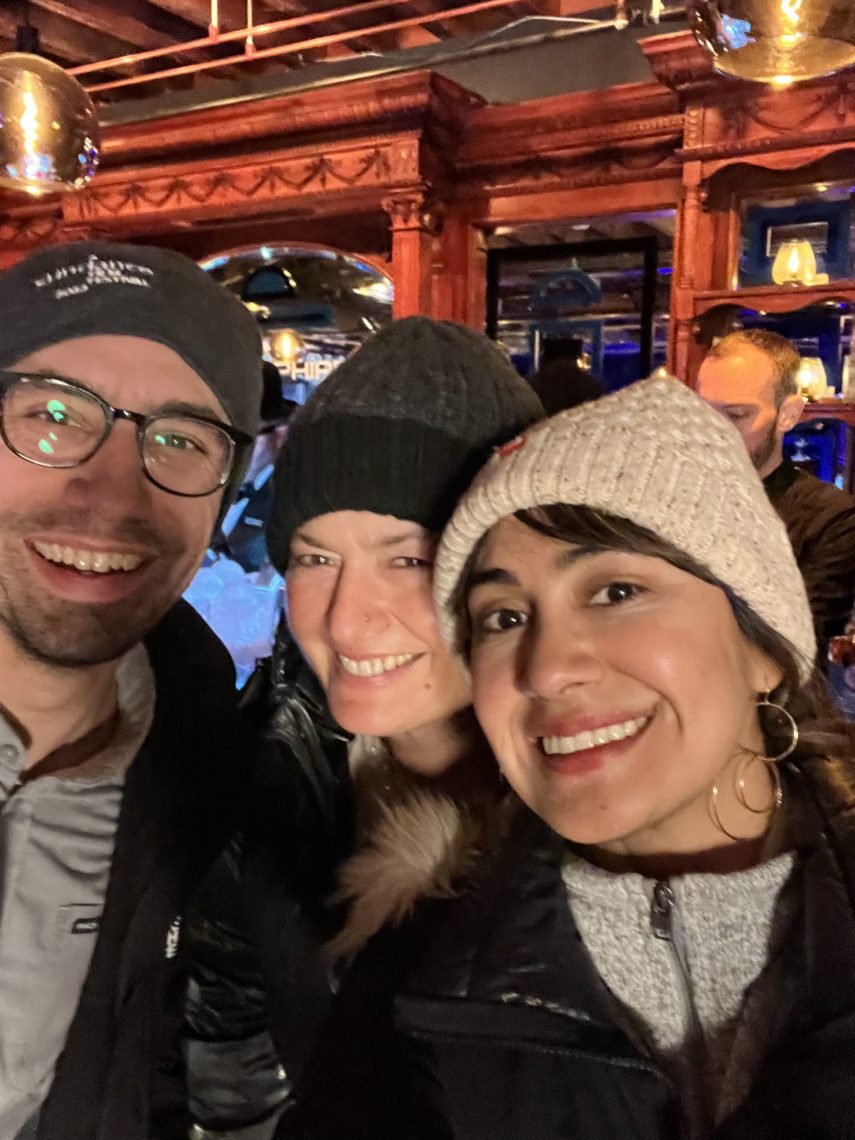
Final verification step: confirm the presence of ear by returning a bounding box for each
[747,644,784,697]
[776,393,804,435]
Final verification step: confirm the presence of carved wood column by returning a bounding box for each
[433,203,487,330]
[383,189,439,319]
[669,159,710,383]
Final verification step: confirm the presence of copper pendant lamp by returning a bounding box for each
[0,19,100,195]
[690,0,855,85]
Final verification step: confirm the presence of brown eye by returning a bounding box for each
[590,581,643,606]
[480,608,527,633]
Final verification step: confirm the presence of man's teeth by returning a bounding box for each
[541,716,650,756]
[33,542,143,574]
[339,653,418,677]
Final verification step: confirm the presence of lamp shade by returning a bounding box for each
[0,53,100,195]
[796,356,828,400]
[771,238,829,285]
[690,0,855,85]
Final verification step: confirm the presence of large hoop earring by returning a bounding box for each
[709,760,783,842]
[751,692,798,764]
[708,692,792,842]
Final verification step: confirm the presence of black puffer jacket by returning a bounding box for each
[764,459,855,645]
[278,757,855,1140]
[184,627,353,1134]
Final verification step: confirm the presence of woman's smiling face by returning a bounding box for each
[287,509,471,749]
[465,514,776,858]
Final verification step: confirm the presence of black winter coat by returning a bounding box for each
[764,459,855,644]
[184,630,353,1133]
[279,758,855,1140]
[32,601,250,1140]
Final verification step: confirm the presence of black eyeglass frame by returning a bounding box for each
[0,370,253,498]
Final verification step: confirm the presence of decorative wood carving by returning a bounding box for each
[456,81,683,200]
[100,71,481,167]
[63,137,423,230]
[681,77,855,168]
[382,186,442,233]
[383,186,438,319]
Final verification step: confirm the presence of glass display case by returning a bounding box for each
[486,213,675,393]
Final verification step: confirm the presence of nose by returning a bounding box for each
[518,616,605,700]
[62,419,152,512]
[327,563,390,645]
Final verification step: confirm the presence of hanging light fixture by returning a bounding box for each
[689,0,855,85]
[0,16,100,195]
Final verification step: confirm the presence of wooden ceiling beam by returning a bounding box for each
[29,0,176,50]
[143,0,210,28]
[0,8,135,64]
[535,0,603,15]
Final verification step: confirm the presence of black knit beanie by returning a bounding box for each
[268,317,543,572]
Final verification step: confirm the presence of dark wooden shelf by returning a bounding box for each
[694,281,855,318]
[800,401,855,429]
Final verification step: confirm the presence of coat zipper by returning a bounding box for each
[651,881,702,1037]
[650,880,714,1130]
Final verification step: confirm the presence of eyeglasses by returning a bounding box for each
[0,371,252,498]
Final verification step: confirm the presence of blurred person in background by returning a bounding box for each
[697,328,855,646]
[529,336,605,414]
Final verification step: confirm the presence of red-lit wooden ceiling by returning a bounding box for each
[1,0,606,102]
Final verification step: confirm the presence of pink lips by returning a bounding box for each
[28,542,151,605]
[534,710,655,779]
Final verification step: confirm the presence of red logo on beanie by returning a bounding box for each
[496,433,526,458]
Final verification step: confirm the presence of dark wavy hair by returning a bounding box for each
[452,503,855,768]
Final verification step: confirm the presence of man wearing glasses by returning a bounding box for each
[0,242,262,1140]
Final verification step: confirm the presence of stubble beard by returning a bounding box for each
[0,508,188,668]
[749,423,780,475]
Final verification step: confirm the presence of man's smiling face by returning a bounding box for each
[0,335,226,666]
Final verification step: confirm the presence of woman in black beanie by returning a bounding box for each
[185,317,541,1138]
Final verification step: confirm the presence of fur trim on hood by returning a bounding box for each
[329,735,508,958]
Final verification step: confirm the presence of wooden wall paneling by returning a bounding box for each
[432,202,487,328]
[383,187,439,317]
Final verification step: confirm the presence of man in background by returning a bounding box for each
[218,360,296,575]
[697,327,855,645]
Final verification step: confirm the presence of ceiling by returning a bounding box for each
[0,0,612,104]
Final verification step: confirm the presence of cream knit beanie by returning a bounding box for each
[434,375,816,682]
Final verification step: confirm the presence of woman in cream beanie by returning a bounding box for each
[279,376,855,1140]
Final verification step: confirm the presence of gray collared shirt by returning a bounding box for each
[0,645,155,1138]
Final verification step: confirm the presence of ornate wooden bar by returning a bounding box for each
[1,31,855,369]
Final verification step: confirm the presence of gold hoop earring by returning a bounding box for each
[751,692,798,764]
[708,692,795,841]
[735,751,778,814]
[709,761,783,842]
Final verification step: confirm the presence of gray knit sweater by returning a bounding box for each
[562,851,802,1138]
